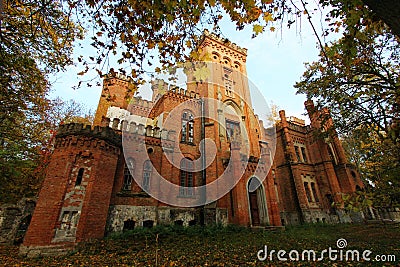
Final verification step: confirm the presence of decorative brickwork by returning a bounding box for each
[21,31,363,256]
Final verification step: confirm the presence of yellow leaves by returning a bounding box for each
[193,65,210,81]
[208,0,216,6]
[252,24,264,36]
[147,41,155,49]
[250,12,274,36]
[120,32,126,42]
[249,7,262,20]
[201,52,213,62]
[263,12,274,23]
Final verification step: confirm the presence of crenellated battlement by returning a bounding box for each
[130,97,154,108]
[201,30,247,56]
[56,123,121,147]
[151,79,200,100]
[103,71,133,83]
[166,86,200,99]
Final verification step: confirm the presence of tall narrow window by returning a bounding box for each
[75,168,84,186]
[225,119,240,140]
[327,143,338,165]
[143,160,152,191]
[181,111,194,143]
[294,146,301,162]
[223,70,234,97]
[123,158,135,190]
[311,182,319,202]
[301,147,308,163]
[179,158,194,196]
[304,182,312,202]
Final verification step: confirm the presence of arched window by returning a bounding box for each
[75,168,84,186]
[327,143,338,165]
[142,160,152,191]
[179,158,194,196]
[122,158,135,190]
[212,51,220,61]
[233,61,241,70]
[181,111,194,143]
[222,56,231,66]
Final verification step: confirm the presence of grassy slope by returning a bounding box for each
[1,223,399,266]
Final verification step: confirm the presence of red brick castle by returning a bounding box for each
[20,31,363,256]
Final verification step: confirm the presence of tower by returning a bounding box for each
[93,72,136,126]
[20,124,121,257]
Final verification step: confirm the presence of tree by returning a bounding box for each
[0,1,84,203]
[1,0,398,204]
[0,96,92,204]
[341,127,400,208]
[363,0,400,37]
[64,0,400,87]
[295,23,399,207]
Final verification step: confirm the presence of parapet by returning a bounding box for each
[103,71,133,83]
[129,97,154,109]
[288,116,305,126]
[119,120,176,142]
[56,123,121,147]
[201,30,248,56]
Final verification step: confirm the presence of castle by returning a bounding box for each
[20,31,363,256]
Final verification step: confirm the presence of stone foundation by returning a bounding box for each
[0,198,36,244]
[106,205,228,233]
[19,244,75,258]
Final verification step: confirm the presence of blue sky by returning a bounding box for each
[49,12,326,123]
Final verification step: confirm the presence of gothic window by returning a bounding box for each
[225,119,240,140]
[223,56,231,65]
[75,168,84,186]
[179,158,194,196]
[311,182,319,202]
[142,160,152,191]
[304,182,313,202]
[327,143,338,165]
[294,146,301,162]
[181,111,194,143]
[212,51,220,61]
[233,61,241,70]
[122,158,135,190]
[301,147,308,163]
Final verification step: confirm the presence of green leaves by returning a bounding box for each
[296,21,400,208]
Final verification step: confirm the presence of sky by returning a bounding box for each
[49,10,327,123]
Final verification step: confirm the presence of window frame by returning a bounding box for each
[122,158,135,191]
[142,160,152,191]
[181,111,194,143]
[179,158,194,197]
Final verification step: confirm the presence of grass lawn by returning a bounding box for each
[1,223,399,266]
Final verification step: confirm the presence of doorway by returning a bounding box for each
[247,177,269,226]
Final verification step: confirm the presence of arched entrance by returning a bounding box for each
[247,177,269,226]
